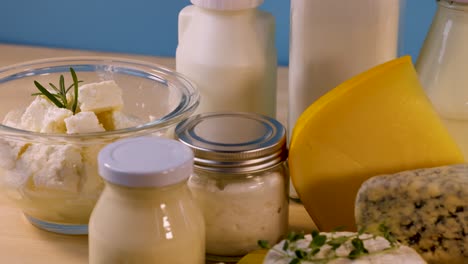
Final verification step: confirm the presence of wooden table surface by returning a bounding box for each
[0,44,315,263]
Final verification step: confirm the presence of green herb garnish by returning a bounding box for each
[32,68,82,114]
[258,225,398,263]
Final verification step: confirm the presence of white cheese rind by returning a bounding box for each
[355,164,468,264]
[78,80,123,113]
[264,232,426,264]
[64,111,105,134]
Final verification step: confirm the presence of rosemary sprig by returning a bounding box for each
[32,68,83,114]
[258,224,398,263]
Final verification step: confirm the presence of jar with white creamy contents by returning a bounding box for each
[417,0,468,158]
[89,137,205,264]
[175,112,289,262]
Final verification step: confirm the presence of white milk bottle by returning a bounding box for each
[176,0,277,118]
[417,0,468,158]
[288,0,401,199]
[288,0,401,133]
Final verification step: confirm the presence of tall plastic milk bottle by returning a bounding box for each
[176,0,277,118]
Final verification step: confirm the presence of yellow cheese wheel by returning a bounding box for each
[289,56,464,232]
[237,250,267,264]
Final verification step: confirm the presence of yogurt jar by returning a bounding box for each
[175,112,289,262]
[89,137,205,264]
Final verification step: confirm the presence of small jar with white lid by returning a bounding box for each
[89,137,205,264]
[175,112,289,262]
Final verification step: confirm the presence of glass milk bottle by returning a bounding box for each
[89,137,205,264]
[176,0,277,118]
[417,0,468,158]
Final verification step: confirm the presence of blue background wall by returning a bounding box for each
[0,1,436,66]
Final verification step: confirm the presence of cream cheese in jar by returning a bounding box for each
[176,112,289,262]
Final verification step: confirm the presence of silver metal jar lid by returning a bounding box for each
[175,112,287,173]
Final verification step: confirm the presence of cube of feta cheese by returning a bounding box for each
[2,109,23,129]
[97,111,142,130]
[41,107,73,133]
[78,80,123,113]
[64,112,105,134]
[20,96,53,132]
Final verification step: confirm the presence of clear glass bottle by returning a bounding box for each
[89,137,205,264]
[175,112,289,263]
[417,0,468,158]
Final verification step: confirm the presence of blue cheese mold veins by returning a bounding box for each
[355,164,468,264]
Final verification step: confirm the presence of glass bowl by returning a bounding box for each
[0,57,199,234]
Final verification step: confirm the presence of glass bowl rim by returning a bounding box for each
[0,56,199,142]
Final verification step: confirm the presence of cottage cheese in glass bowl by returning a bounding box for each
[0,57,199,234]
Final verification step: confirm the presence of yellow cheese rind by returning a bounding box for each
[237,250,267,264]
[289,56,464,232]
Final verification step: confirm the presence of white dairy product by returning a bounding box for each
[97,111,141,131]
[188,170,288,257]
[41,107,73,133]
[64,111,105,134]
[20,144,83,192]
[416,0,468,158]
[176,112,289,259]
[355,164,468,264]
[288,0,400,135]
[287,0,400,199]
[20,96,54,132]
[78,80,123,113]
[264,232,426,264]
[176,2,277,117]
[0,139,17,170]
[0,80,131,226]
[176,64,276,117]
[89,137,205,264]
[3,109,23,128]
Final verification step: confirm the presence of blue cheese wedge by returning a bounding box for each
[264,232,426,264]
[355,164,468,264]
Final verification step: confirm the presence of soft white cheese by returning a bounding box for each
[0,139,17,170]
[41,107,73,133]
[78,80,123,113]
[13,144,83,192]
[97,111,142,130]
[20,96,53,132]
[2,109,23,129]
[188,171,288,256]
[64,111,105,134]
[264,232,427,264]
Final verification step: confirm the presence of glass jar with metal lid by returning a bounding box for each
[175,112,289,262]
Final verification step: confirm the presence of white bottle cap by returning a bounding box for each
[98,137,194,188]
[191,0,264,10]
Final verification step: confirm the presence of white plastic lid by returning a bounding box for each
[98,137,194,188]
[191,0,263,10]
